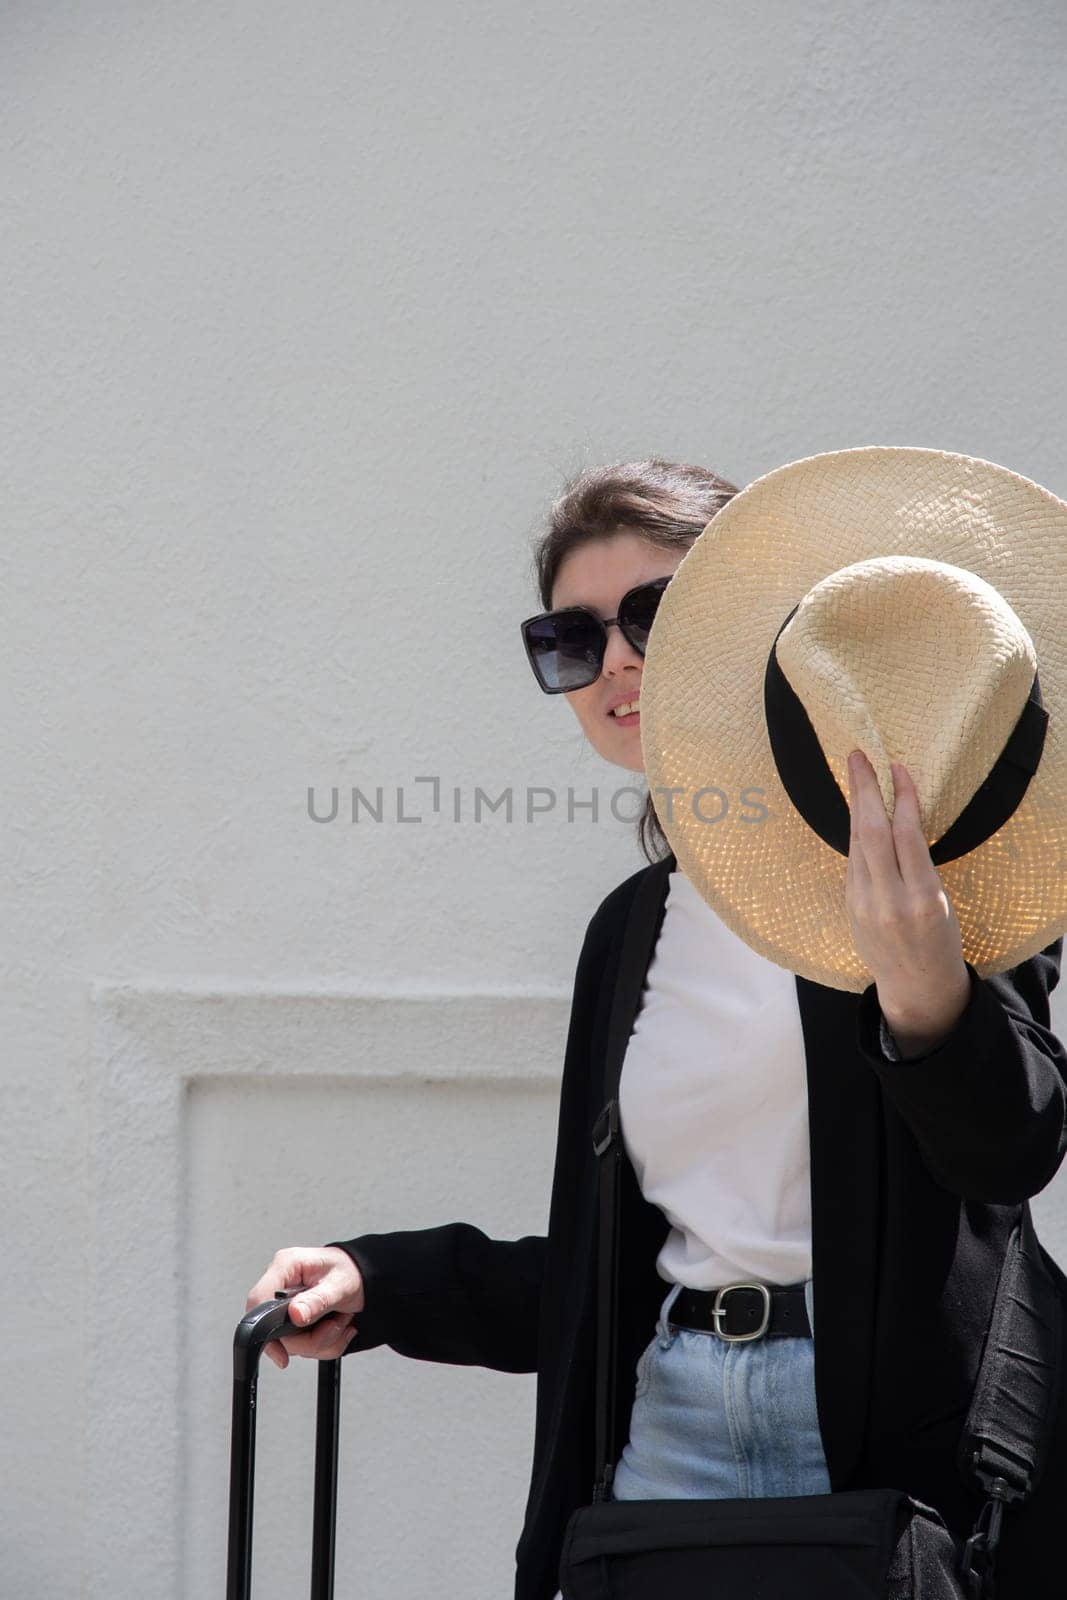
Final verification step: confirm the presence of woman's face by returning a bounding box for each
[550,531,689,774]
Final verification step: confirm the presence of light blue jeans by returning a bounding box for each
[611,1278,832,1501]
[549,1281,830,1600]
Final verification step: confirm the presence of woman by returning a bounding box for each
[245,457,1067,1599]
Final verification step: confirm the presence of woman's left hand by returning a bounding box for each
[845,749,972,1058]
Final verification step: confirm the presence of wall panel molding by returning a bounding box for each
[87,981,570,1600]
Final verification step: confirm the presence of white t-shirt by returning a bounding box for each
[617,866,813,1289]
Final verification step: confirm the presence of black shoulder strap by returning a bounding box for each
[590,854,673,1501]
[957,1203,1062,1596]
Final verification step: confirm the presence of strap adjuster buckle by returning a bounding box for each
[592,1100,619,1157]
[710,1282,772,1342]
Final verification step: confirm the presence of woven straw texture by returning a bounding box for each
[639,446,1067,992]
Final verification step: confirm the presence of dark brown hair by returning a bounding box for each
[530,457,740,863]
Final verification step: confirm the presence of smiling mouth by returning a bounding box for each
[609,699,640,720]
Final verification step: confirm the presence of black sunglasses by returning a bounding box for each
[520,575,673,694]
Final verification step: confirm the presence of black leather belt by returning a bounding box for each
[670,1282,811,1341]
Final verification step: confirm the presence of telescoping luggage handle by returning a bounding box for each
[227,1292,342,1600]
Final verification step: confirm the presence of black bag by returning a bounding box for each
[557,868,1062,1600]
[560,1486,962,1598]
[226,1294,342,1600]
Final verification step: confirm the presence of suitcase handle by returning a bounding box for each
[227,1294,341,1600]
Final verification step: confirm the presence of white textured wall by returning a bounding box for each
[5,2,1067,1596]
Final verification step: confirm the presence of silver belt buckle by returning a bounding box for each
[710,1282,772,1342]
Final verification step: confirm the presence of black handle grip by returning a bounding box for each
[227,1296,342,1600]
[233,1294,301,1381]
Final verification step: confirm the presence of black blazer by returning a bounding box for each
[337,851,1067,1600]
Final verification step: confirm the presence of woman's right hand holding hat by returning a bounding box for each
[844,750,972,1056]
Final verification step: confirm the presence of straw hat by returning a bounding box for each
[639,445,1067,992]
